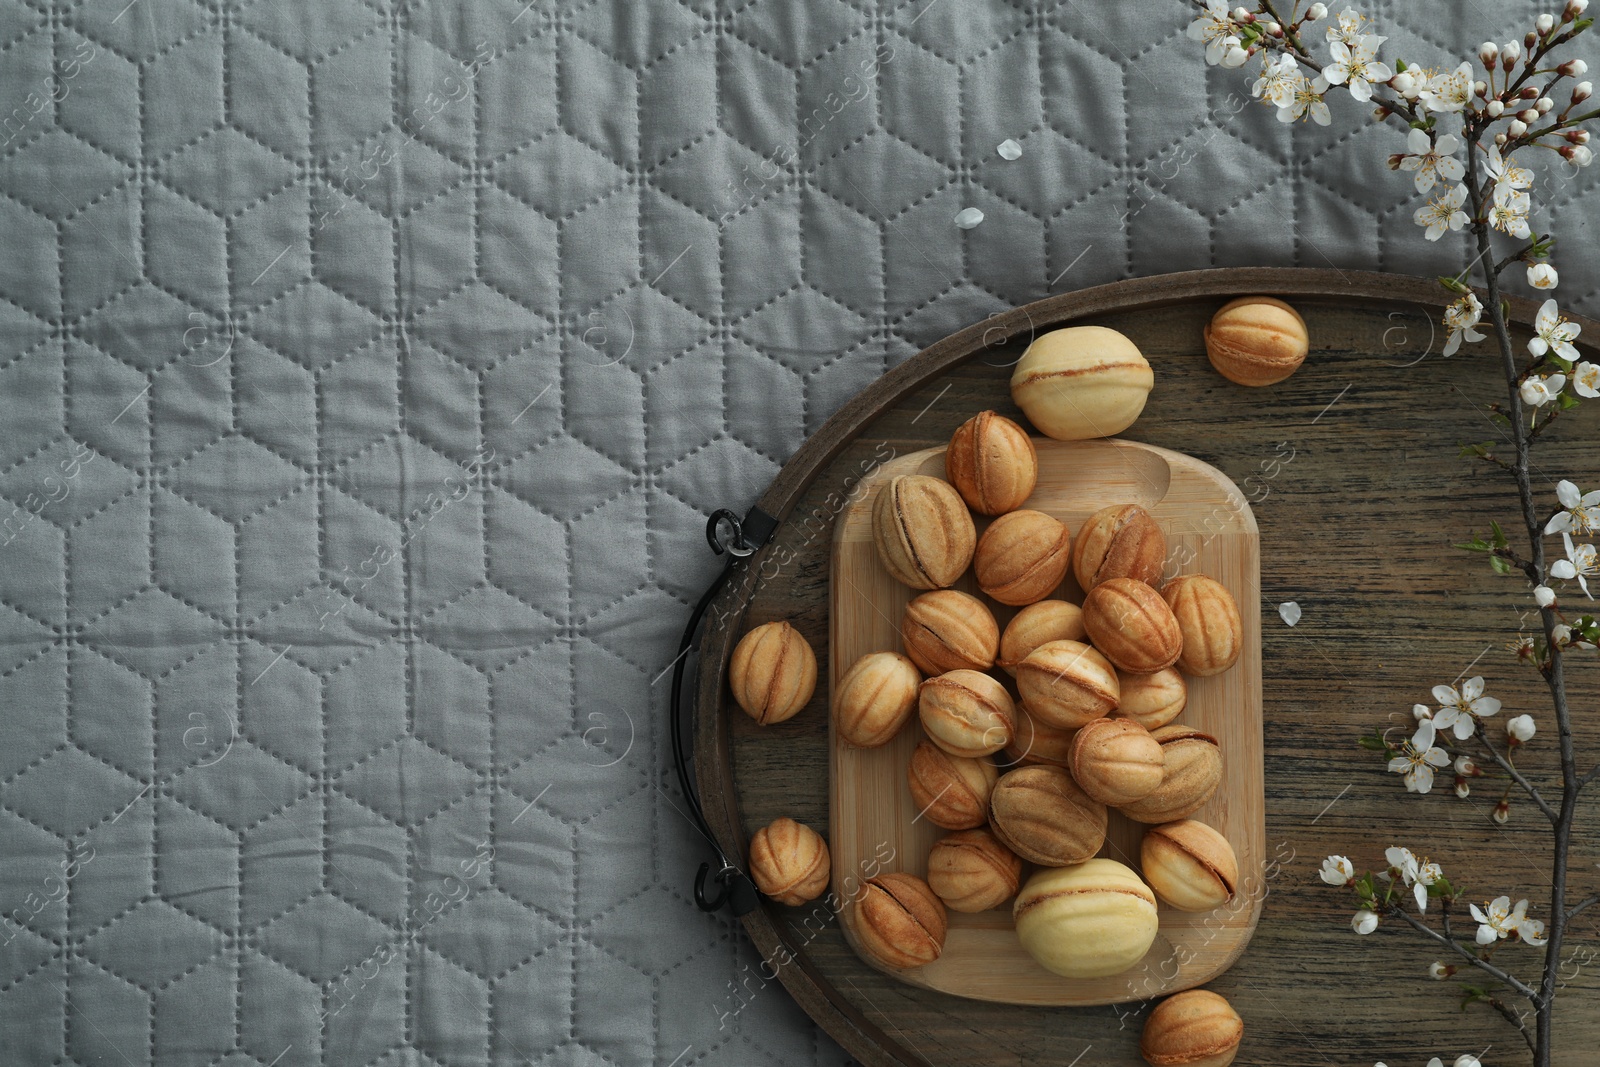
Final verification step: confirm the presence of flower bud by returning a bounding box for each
[1454,754,1480,776]
[1307,2,1327,18]
[1265,21,1282,35]
[1570,143,1594,165]
[1488,98,1506,116]
[1538,12,1557,33]
[1507,714,1537,742]
[1454,779,1471,798]
[1221,42,1250,68]
[1480,41,1500,66]
[1527,30,1541,50]
[1567,0,1591,21]
[1493,799,1511,823]
[1351,909,1379,935]
[1535,584,1558,606]
[1509,119,1529,136]
[1412,703,1432,722]
[1503,42,1522,67]
[1562,59,1589,76]
[1475,80,1489,97]
[1495,131,1510,144]
[1553,622,1574,645]
[1575,80,1594,101]
[1538,97,1555,113]
[1386,152,1406,170]
[1521,84,1541,97]
[1232,5,1250,19]
[1519,108,1541,122]
[1569,127,1591,142]
[1430,961,1457,979]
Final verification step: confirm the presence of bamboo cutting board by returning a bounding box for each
[830,437,1265,1006]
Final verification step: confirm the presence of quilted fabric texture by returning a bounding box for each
[0,1,1592,1065]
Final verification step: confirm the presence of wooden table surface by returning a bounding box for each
[696,270,1600,1066]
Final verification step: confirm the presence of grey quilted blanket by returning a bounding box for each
[0,1,1588,1065]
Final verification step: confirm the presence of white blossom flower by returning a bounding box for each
[1385,846,1442,911]
[1529,300,1582,360]
[1430,676,1501,740]
[1388,721,1450,792]
[1188,1,1237,65]
[1326,9,1365,44]
[1253,53,1302,107]
[1414,184,1468,240]
[1487,144,1534,189]
[1419,62,1474,112]
[1546,480,1600,535]
[1307,2,1327,19]
[1220,38,1251,68]
[1321,37,1394,101]
[1398,129,1464,192]
[1573,360,1599,398]
[1320,855,1356,885]
[1551,531,1598,596]
[1352,907,1379,934]
[1471,895,1517,943]
[1535,584,1557,606]
[1489,187,1533,238]
[1277,75,1332,124]
[1507,714,1537,741]
[1474,898,1548,945]
[1441,291,1485,355]
[1521,373,1566,407]
[1527,262,1559,289]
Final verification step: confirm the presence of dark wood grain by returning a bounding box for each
[692,268,1600,1066]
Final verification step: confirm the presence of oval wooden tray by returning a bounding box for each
[691,268,1600,1067]
[830,439,1263,1004]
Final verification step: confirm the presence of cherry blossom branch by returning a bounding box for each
[1463,138,1581,1060]
[1390,905,1539,999]
[1472,725,1560,822]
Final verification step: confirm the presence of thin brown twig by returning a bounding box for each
[1484,992,1539,1053]
[1391,906,1539,999]
[1567,894,1600,921]
[1473,728,1560,822]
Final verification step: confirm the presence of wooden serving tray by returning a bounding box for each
[831,439,1264,1004]
[692,269,1600,1067]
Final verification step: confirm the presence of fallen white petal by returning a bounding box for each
[997,138,1022,160]
[954,207,985,229]
[1279,601,1302,626]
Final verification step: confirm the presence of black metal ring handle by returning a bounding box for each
[674,505,779,918]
